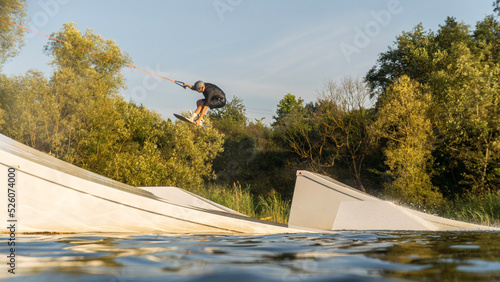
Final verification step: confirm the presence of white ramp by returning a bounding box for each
[139,186,245,215]
[0,133,303,234]
[288,171,498,231]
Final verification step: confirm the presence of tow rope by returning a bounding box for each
[0,18,188,88]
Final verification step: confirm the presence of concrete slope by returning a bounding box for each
[0,134,301,234]
[288,171,499,231]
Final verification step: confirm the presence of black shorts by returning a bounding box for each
[205,96,226,109]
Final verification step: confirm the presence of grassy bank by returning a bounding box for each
[193,183,290,224]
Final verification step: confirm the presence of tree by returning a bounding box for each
[431,41,500,194]
[365,23,434,99]
[434,17,471,50]
[0,70,50,148]
[272,94,325,171]
[317,77,374,191]
[371,76,443,209]
[272,94,330,172]
[272,79,374,191]
[272,93,305,127]
[0,0,27,69]
[473,15,500,66]
[31,23,132,163]
[0,0,27,127]
[44,22,131,95]
[208,96,248,138]
[272,95,331,172]
[366,13,500,197]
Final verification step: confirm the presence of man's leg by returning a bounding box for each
[196,106,209,126]
[194,99,206,115]
[189,100,204,121]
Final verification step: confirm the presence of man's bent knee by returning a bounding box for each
[196,99,205,107]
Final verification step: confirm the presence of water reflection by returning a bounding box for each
[1,231,499,281]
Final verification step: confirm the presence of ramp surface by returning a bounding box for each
[0,134,300,234]
[288,171,498,231]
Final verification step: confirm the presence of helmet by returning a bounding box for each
[194,80,205,91]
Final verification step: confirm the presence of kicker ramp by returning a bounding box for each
[288,171,498,231]
[0,133,301,234]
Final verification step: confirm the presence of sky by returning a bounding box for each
[2,0,497,123]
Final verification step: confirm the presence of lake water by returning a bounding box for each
[2,231,499,281]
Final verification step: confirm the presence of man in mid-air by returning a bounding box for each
[183,80,226,126]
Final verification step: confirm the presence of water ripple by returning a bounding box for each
[1,231,499,281]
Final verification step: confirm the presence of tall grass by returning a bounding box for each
[257,190,290,224]
[193,183,290,224]
[441,190,500,227]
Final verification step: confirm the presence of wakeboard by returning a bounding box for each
[174,113,209,128]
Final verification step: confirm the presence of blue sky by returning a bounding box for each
[2,0,497,123]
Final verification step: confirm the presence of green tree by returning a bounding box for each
[365,23,434,99]
[272,94,316,168]
[42,23,224,188]
[473,15,500,66]
[371,76,443,209]
[0,70,50,144]
[45,22,131,95]
[0,0,27,127]
[272,79,374,191]
[431,41,500,194]
[273,98,330,172]
[434,17,471,50]
[0,0,27,68]
[209,96,247,138]
[427,16,500,194]
[366,14,500,197]
[272,93,305,127]
[27,22,132,164]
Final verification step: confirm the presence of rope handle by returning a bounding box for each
[175,81,189,89]
[176,81,194,90]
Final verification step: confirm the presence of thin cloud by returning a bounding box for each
[230,23,347,79]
